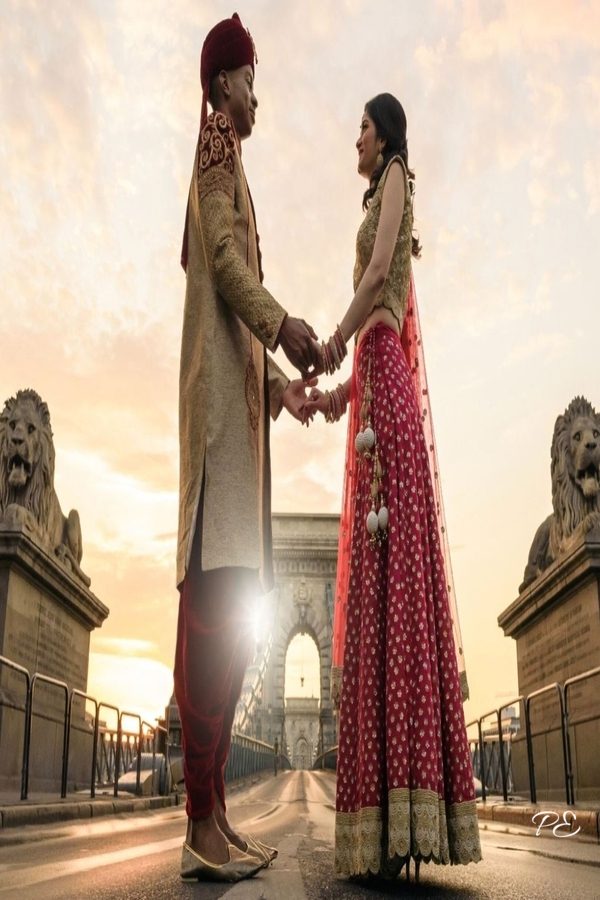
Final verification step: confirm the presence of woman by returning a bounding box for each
[304,94,482,882]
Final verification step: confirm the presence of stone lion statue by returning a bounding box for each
[0,389,90,586]
[520,396,600,592]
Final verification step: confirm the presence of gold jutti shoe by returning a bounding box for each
[244,833,278,864]
[180,841,264,882]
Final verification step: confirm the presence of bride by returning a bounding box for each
[304,92,482,881]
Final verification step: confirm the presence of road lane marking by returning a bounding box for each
[0,836,183,892]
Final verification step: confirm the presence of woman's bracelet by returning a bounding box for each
[321,325,347,375]
[325,383,348,423]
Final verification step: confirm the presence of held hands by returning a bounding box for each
[301,382,348,425]
[282,377,319,427]
[278,316,324,380]
[301,387,329,424]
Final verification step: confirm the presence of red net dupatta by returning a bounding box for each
[331,272,470,706]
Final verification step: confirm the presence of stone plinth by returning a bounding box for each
[0,526,109,792]
[498,527,600,801]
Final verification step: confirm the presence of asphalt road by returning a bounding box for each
[0,771,598,899]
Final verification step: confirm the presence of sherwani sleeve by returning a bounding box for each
[267,355,290,420]
[196,113,287,351]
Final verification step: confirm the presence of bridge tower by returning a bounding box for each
[256,514,339,765]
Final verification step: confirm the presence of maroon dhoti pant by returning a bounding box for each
[173,523,257,820]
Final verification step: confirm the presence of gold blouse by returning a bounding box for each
[353,154,413,330]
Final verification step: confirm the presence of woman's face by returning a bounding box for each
[356,111,381,179]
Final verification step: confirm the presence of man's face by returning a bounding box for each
[226,64,257,139]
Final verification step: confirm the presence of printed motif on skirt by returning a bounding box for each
[335,323,482,875]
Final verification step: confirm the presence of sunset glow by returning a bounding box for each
[2,0,599,725]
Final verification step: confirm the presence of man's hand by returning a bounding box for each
[282,377,318,426]
[278,317,322,379]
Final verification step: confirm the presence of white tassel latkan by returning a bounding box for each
[356,331,389,544]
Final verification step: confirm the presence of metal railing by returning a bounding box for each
[0,654,170,801]
[0,653,287,802]
[312,746,337,770]
[466,665,600,806]
[225,733,291,782]
[4,652,597,806]
[22,672,70,800]
[0,656,30,800]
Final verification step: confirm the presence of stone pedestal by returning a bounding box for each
[498,528,600,801]
[0,526,109,792]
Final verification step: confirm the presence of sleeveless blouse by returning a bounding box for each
[353,155,413,331]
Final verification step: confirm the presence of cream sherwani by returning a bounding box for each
[177,111,289,592]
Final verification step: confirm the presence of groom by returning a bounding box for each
[174,12,320,883]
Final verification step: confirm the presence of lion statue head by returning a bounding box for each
[0,389,89,585]
[0,389,55,524]
[550,395,600,558]
[520,396,600,592]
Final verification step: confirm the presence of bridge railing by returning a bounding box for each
[5,653,596,806]
[0,653,290,802]
[466,665,600,805]
[0,651,175,801]
[312,747,337,770]
[225,733,291,782]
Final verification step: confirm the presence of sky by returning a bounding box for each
[1,0,599,730]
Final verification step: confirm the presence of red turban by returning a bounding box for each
[181,13,257,270]
[199,12,256,126]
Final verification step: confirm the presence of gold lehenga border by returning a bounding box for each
[335,788,482,876]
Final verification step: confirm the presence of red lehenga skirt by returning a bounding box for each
[333,322,482,875]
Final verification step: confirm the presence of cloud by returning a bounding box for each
[87,650,173,724]
[2,0,598,729]
[502,331,569,367]
[93,637,158,656]
[527,177,551,225]
[55,446,177,562]
[414,38,448,93]
[457,0,600,62]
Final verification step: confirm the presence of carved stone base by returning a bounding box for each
[0,526,109,793]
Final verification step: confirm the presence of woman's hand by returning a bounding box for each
[301,387,330,423]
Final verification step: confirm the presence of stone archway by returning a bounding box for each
[256,514,339,762]
[292,733,313,770]
[284,623,321,698]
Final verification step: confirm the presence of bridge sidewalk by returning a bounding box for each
[0,791,179,831]
[0,771,268,834]
[477,797,600,843]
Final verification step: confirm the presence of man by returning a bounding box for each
[174,13,320,884]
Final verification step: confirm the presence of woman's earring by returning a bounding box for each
[376,150,384,168]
